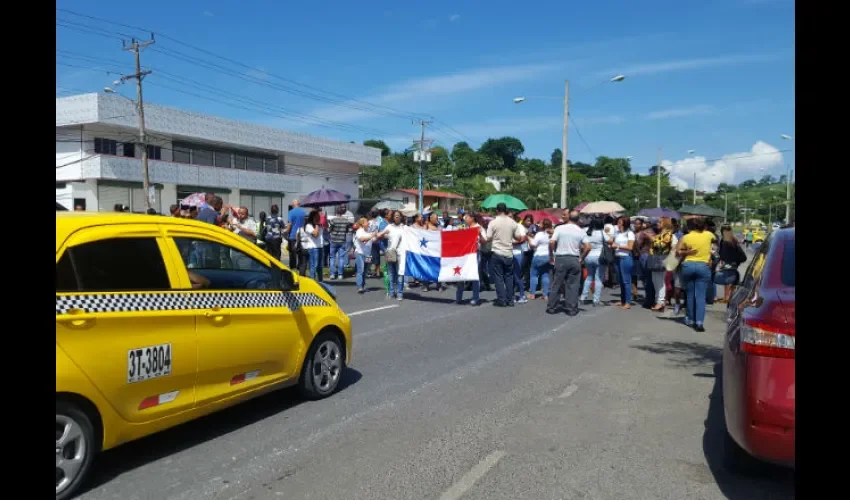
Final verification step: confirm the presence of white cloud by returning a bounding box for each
[203,10,214,17]
[646,105,716,120]
[307,62,563,123]
[597,53,784,78]
[662,141,785,193]
[449,14,460,22]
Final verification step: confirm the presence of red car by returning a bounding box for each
[722,228,795,469]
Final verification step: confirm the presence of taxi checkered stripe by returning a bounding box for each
[56,292,330,315]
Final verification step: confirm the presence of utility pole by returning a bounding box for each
[656,147,662,207]
[784,165,793,223]
[693,172,697,204]
[724,192,728,223]
[121,36,155,210]
[413,120,433,213]
[561,80,570,209]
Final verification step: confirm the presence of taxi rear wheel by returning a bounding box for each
[56,401,96,500]
[299,332,345,400]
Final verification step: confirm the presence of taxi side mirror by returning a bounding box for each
[280,269,300,291]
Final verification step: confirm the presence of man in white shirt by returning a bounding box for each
[486,203,523,307]
[547,210,586,315]
[229,207,259,270]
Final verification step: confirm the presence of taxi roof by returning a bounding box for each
[56,211,227,252]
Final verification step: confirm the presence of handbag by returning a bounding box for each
[598,231,615,266]
[663,251,681,272]
[384,226,401,263]
[645,253,665,272]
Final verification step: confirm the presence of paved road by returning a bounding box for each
[77,277,793,500]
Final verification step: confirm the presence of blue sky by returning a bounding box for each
[56,0,795,192]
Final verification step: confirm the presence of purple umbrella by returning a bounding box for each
[638,207,681,219]
[300,188,350,208]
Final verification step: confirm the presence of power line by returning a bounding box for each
[567,113,596,160]
[55,9,479,143]
[55,57,398,138]
[56,13,421,122]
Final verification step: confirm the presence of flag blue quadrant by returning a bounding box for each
[403,252,441,282]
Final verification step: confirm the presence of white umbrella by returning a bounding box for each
[580,201,626,214]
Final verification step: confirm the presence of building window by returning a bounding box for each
[402,197,409,204]
[246,156,264,172]
[214,151,232,168]
[193,148,213,166]
[94,138,117,155]
[122,142,135,158]
[146,145,162,160]
[173,144,191,163]
[264,157,278,173]
[233,154,246,169]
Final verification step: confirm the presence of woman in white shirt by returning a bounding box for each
[455,212,487,306]
[354,217,377,293]
[527,219,554,301]
[382,211,406,300]
[612,215,636,309]
[579,217,611,306]
[302,210,324,280]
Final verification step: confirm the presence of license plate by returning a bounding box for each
[127,344,172,384]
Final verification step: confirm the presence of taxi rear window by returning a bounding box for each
[57,237,170,292]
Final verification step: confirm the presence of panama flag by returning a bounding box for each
[398,226,480,283]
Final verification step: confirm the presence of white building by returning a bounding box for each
[56,93,382,217]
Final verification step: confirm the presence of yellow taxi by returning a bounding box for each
[56,212,352,500]
[748,226,766,244]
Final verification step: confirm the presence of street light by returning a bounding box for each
[513,74,626,208]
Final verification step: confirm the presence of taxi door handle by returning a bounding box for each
[57,309,96,329]
[203,308,230,326]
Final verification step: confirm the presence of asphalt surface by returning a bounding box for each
[76,269,793,500]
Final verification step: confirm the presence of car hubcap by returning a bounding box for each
[312,340,342,393]
[56,414,87,495]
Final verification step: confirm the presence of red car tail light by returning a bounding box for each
[741,318,795,359]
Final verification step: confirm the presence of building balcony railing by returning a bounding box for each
[56,154,303,193]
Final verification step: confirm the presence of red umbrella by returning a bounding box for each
[518,210,562,224]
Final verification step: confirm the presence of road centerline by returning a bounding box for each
[347,304,399,316]
[439,450,506,500]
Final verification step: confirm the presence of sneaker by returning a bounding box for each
[517,297,529,304]
[673,304,681,315]
[694,324,706,332]
[397,295,403,301]
[469,300,480,306]
[357,288,365,294]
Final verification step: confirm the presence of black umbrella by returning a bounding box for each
[678,204,724,218]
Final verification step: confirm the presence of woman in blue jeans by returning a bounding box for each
[353,217,376,293]
[580,217,610,306]
[303,210,324,280]
[677,218,715,332]
[527,219,554,300]
[611,216,636,308]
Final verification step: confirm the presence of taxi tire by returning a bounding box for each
[298,332,345,400]
[56,400,96,500]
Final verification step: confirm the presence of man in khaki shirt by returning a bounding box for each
[486,203,523,307]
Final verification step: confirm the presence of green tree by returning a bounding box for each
[550,148,562,168]
[363,139,391,156]
[478,137,525,170]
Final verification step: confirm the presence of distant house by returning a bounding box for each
[485,175,506,191]
[382,188,465,214]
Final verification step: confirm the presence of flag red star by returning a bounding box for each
[453,265,462,275]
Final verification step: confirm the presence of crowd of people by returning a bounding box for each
[161,193,754,333]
